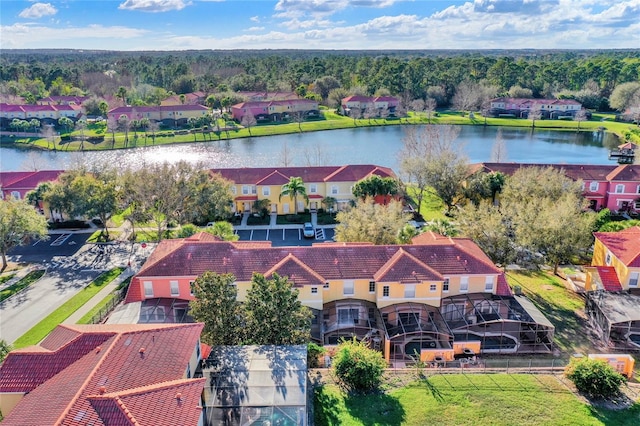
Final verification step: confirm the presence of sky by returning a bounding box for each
[0,0,639,51]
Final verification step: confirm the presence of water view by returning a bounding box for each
[0,125,620,172]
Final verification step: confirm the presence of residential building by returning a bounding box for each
[107,104,209,127]
[488,97,583,119]
[231,99,319,123]
[37,95,89,106]
[235,91,298,101]
[0,170,63,201]
[212,164,396,214]
[0,323,206,425]
[584,226,640,350]
[160,91,207,106]
[0,103,83,128]
[123,231,554,363]
[472,163,640,214]
[340,95,399,117]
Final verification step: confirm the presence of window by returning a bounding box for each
[11,191,20,200]
[331,185,338,195]
[442,303,464,321]
[382,285,390,297]
[443,278,449,292]
[251,186,257,195]
[242,185,250,195]
[170,280,179,296]
[343,280,354,296]
[310,184,318,194]
[190,281,195,296]
[405,284,416,298]
[630,272,639,288]
[429,284,436,292]
[637,185,640,194]
[369,281,376,293]
[141,306,165,322]
[323,282,330,289]
[615,184,624,194]
[143,281,154,297]
[399,312,419,327]
[311,287,318,294]
[589,181,599,191]
[460,276,469,292]
[606,252,612,266]
[475,300,499,315]
[262,187,270,196]
[485,276,494,292]
[338,308,360,325]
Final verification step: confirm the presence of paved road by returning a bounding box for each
[1,238,153,345]
[236,227,335,246]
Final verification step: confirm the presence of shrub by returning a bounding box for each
[333,338,386,393]
[565,357,626,398]
[307,342,326,368]
[176,224,199,238]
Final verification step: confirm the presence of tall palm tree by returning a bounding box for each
[279,177,309,214]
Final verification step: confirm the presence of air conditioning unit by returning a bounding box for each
[467,315,477,324]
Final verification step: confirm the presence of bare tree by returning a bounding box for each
[302,145,332,166]
[241,110,257,136]
[280,141,292,167]
[410,99,425,121]
[425,98,437,124]
[574,109,589,131]
[528,103,544,127]
[490,129,508,162]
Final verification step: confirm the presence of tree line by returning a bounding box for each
[1,50,638,114]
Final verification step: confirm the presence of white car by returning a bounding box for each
[303,222,315,238]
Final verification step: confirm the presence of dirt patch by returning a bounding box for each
[542,285,555,290]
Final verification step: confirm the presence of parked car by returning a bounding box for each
[303,222,315,238]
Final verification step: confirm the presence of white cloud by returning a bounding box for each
[246,26,265,32]
[250,16,260,22]
[0,23,149,48]
[18,2,57,19]
[118,0,191,13]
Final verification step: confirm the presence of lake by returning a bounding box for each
[0,125,620,172]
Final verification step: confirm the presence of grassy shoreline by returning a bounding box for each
[2,110,638,153]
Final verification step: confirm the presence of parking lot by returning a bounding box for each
[9,233,91,262]
[235,227,335,247]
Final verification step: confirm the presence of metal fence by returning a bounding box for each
[89,287,127,324]
[390,357,571,375]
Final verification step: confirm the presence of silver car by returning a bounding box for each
[303,222,315,238]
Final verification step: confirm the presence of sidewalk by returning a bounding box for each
[0,264,40,293]
[62,268,134,325]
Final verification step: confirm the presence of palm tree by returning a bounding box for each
[26,181,52,215]
[279,177,309,214]
[116,86,127,106]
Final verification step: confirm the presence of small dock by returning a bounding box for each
[609,142,636,164]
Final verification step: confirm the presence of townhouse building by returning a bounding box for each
[0,103,82,128]
[340,95,399,117]
[123,232,554,364]
[488,97,583,118]
[231,99,319,123]
[106,104,209,127]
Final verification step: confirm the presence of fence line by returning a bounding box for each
[89,287,127,324]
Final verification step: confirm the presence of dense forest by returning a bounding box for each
[1,49,639,113]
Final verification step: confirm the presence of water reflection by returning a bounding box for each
[0,125,618,172]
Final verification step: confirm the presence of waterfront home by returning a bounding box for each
[0,103,82,128]
[340,95,399,117]
[123,231,554,363]
[235,91,298,101]
[107,104,209,127]
[160,91,206,106]
[231,99,319,123]
[0,323,206,425]
[488,97,583,118]
[212,164,396,214]
[37,95,89,106]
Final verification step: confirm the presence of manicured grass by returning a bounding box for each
[12,267,125,349]
[87,230,122,243]
[314,375,640,426]
[0,270,45,302]
[506,270,591,355]
[0,273,16,286]
[404,185,447,222]
[132,229,177,242]
[76,276,131,324]
[276,213,312,225]
[10,109,638,153]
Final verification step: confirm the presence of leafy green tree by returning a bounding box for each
[189,272,244,345]
[0,339,12,364]
[333,338,387,393]
[335,198,410,245]
[116,86,127,106]
[176,223,199,238]
[352,175,399,200]
[609,82,640,111]
[203,221,239,241]
[307,342,326,368]
[279,176,309,214]
[565,357,626,399]
[58,116,73,134]
[243,273,312,345]
[594,208,612,231]
[321,196,337,212]
[0,198,49,271]
[425,218,459,237]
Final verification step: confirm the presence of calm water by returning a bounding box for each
[0,125,620,172]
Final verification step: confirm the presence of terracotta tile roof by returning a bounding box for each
[374,248,442,283]
[88,378,205,426]
[324,165,395,182]
[606,165,640,181]
[496,274,513,296]
[256,170,290,186]
[594,226,640,267]
[475,163,618,182]
[0,171,34,188]
[595,266,624,292]
[264,253,326,286]
[3,170,63,190]
[1,323,204,426]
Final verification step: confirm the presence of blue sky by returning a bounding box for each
[1,0,638,50]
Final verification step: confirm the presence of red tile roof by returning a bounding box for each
[374,248,442,283]
[0,170,63,192]
[595,266,624,292]
[606,165,640,181]
[1,323,204,426]
[594,226,640,267]
[475,163,618,182]
[264,253,326,286]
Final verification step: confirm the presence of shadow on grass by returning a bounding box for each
[418,376,445,402]
[343,391,405,426]
[313,385,341,426]
[588,401,640,425]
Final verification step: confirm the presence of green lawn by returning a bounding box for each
[76,276,131,324]
[404,185,447,222]
[0,273,16,286]
[314,375,640,426]
[506,271,593,355]
[6,110,638,153]
[12,267,125,349]
[0,270,45,302]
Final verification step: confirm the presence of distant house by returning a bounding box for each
[1,170,65,220]
[0,323,206,425]
[584,226,640,350]
[231,99,319,123]
[488,97,584,119]
[161,91,207,106]
[37,95,89,106]
[471,163,640,214]
[123,231,554,363]
[107,104,209,127]
[235,91,298,101]
[340,95,399,117]
[0,103,82,128]
[211,164,396,214]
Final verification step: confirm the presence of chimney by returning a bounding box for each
[99,386,106,394]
